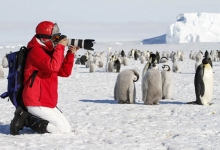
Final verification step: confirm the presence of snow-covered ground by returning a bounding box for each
[1,40,220,149]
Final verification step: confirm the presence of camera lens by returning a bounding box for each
[68,39,95,51]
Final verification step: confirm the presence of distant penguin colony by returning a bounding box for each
[44,47,217,106]
[114,69,139,104]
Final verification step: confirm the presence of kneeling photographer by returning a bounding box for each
[10,21,94,135]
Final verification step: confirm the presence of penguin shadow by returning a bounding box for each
[0,124,10,134]
[178,72,195,75]
[0,123,36,135]
[159,100,186,105]
[80,99,118,104]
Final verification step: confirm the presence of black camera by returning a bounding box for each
[59,35,95,50]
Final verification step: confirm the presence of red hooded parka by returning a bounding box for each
[22,36,74,108]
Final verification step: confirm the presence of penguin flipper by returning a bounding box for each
[194,64,205,104]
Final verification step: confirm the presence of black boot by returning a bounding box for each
[25,113,49,134]
[10,107,28,135]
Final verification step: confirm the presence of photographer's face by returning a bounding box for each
[51,33,61,44]
[41,38,55,51]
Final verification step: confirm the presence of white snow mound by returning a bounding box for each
[166,13,220,43]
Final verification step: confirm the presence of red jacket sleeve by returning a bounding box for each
[28,44,65,73]
[58,50,75,77]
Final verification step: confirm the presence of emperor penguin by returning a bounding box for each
[131,49,135,58]
[2,54,8,68]
[177,50,181,60]
[134,50,138,60]
[123,56,128,66]
[162,51,168,58]
[180,52,184,61]
[80,55,87,65]
[187,56,214,105]
[172,56,181,73]
[108,59,114,72]
[0,64,4,79]
[160,57,168,63]
[142,62,162,105]
[192,52,197,60]
[75,55,81,65]
[89,61,96,72]
[140,53,145,64]
[161,65,174,99]
[98,60,104,68]
[114,69,139,104]
[189,51,193,59]
[121,50,125,57]
[113,58,121,72]
[141,53,157,97]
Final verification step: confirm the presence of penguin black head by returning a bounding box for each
[150,53,157,63]
[150,62,158,69]
[203,50,211,64]
[202,57,211,65]
[161,57,168,60]
[162,65,170,71]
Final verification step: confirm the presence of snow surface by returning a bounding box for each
[166,13,220,43]
[1,38,220,149]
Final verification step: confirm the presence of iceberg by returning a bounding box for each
[166,13,220,43]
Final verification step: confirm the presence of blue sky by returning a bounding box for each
[1,0,220,23]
